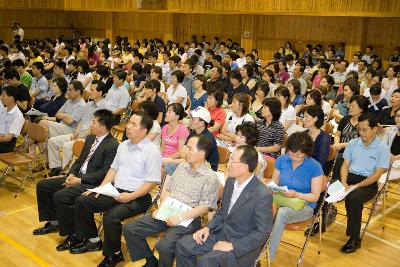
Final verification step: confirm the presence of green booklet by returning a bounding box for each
[155,197,193,227]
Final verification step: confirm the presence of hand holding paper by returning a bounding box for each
[88,183,120,198]
[326,181,358,203]
[155,197,193,227]
[266,181,289,193]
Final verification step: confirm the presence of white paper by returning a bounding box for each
[155,197,193,227]
[266,181,289,193]
[326,181,358,203]
[88,183,120,198]
[26,108,47,116]
[215,171,226,186]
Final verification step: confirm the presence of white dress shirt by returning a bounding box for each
[228,175,254,213]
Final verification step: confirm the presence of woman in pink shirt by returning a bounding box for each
[160,103,189,159]
[278,61,290,84]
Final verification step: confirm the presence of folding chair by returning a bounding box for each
[360,163,393,240]
[0,123,49,197]
[281,145,338,266]
[217,146,230,164]
[59,139,85,176]
[82,90,91,102]
[111,100,140,139]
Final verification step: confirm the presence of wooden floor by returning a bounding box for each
[0,165,399,267]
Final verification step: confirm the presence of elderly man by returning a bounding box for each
[176,145,273,267]
[123,135,219,267]
[72,112,162,267]
[340,113,390,253]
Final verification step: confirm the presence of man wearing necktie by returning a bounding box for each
[73,112,162,267]
[33,110,119,251]
[175,145,273,267]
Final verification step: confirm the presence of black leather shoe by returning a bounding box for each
[304,222,326,237]
[33,222,59,235]
[97,252,124,267]
[69,239,103,254]
[49,167,62,177]
[340,237,361,253]
[56,234,82,251]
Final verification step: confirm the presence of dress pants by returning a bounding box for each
[123,214,201,267]
[0,138,16,153]
[345,173,377,237]
[74,191,152,256]
[36,176,92,236]
[175,231,239,267]
[47,134,72,169]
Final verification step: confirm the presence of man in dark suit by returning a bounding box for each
[33,109,119,251]
[175,145,273,267]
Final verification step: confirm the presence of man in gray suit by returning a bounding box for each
[176,145,273,267]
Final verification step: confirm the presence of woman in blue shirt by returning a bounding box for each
[190,74,208,110]
[288,78,304,116]
[269,132,324,260]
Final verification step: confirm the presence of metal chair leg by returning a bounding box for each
[0,165,10,185]
[318,216,322,254]
[15,166,31,198]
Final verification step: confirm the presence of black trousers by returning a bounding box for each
[123,214,201,267]
[345,173,377,238]
[0,138,16,153]
[175,232,239,267]
[74,191,152,256]
[36,176,93,236]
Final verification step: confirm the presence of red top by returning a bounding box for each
[208,107,226,136]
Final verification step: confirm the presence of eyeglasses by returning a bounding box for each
[288,151,305,159]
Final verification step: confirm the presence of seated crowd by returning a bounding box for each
[0,35,399,266]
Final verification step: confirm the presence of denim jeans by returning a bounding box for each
[269,205,314,260]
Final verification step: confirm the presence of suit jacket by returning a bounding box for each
[69,133,119,186]
[207,176,273,267]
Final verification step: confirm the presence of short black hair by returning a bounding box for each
[350,95,369,113]
[53,77,68,95]
[172,70,185,83]
[319,61,330,72]
[229,69,242,82]
[344,79,360,95]
[236,145,258,173]
[133,111,154,134]
[167,103,186,120]
[256,81,270,97]
[262,97,282,121]
[2,85,17,102]
[286,131,314,156]
[54,61,66,71]
[32,61,45,74]
[190,134,212,159]
[288,78,301,95]
[148,79,161,93]
[235,122,259,146]
[4,68,20,80]
[114,70,127,81]
[11,58,24,68]
[138,100,159,120]
[275,86,291,107]
[358,113,378,128]
[96,65,110,78]
[208,89,224,108]
[92,80,108,96]
[70,80,84,94]
[304,105,324,129]
[369,84,382,96]
[77,59,90,74]
[93,109,115,131]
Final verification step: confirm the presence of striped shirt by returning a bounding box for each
[256,120,285,159]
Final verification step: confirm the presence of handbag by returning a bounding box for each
[323,202,337,226]
[273,193,306,211]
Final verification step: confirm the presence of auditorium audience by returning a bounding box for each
[166,70,188,108]
[378,88,400,125]
[190,74,208,110]
[275,86,296,134]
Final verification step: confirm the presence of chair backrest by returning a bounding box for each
[27,123,48,143]
[82,90,90,102]
[327,145,337,162]
[263,157,276,180]
[217,146,230,164]
[323,122,333,135]
[72,139,85,158]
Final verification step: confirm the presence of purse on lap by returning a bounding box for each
[273,193,306,211]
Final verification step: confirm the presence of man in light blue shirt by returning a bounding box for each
[340,113,390,254]
[73,112,162,267]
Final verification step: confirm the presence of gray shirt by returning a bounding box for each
[79,99,109,133]
[182,74,195,96]
[105,85,131,112]
[31,75,49,99]
[111,138,162,191]
[58,98,86,130]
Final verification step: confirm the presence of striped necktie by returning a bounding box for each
[80,137,99,173]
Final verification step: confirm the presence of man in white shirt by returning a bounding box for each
[361,46,374,65]
[0,86,24,152]
[236,48,247,69]
[346,53,361,73]
[105,70,131,120]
